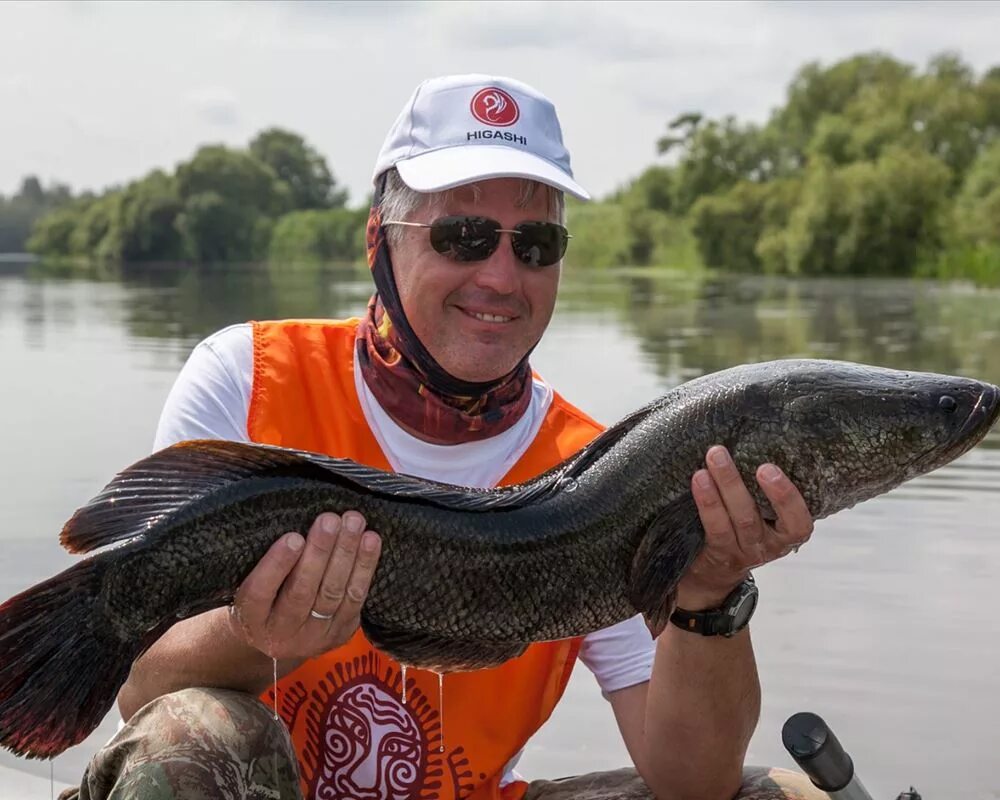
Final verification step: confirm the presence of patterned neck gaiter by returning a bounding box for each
[355,179,533,445]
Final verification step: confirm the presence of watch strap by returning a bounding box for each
[669,605,729,636]
[669,576,757,637]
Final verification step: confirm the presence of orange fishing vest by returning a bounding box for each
[248,319,604,800]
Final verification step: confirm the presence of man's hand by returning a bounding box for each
[229,510,382,661]
[680,445,813,610]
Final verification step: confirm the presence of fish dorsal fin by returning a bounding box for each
[557,400,661,482]
[60,439,330,553]
[59,439,565,554]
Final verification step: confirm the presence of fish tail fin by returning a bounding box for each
[0,557,136,758]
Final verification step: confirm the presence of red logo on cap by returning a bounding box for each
[471,87,520,127]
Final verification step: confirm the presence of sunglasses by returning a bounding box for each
[382,216,570,268]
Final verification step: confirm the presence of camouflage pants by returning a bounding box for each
[60,688,302,800]
[60,688,826,800]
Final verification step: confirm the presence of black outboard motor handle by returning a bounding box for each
[782,712,874,799]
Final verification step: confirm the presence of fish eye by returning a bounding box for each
[939,395,958,413]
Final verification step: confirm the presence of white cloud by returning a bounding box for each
[187,86,241,127]
[1,0,998,203]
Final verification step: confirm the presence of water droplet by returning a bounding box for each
[561,477,579,493]
[437,672,445,752]
[272,658,279,721]
[401,664,408,703]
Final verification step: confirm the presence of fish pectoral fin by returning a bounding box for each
[628,495,704,639]
[361,614,530,673]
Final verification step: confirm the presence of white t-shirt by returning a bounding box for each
[154,323,655,785]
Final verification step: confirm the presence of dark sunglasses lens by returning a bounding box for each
[512,222,569,267]
[429,216,500,262]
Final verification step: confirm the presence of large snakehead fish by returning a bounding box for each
[0,359,997,759]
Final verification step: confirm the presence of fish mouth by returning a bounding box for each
[907,382,1000,477]
[951,382,1000,456]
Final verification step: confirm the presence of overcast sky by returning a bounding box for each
[3,0,999,205]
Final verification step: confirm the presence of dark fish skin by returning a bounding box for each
[0,359,997,759]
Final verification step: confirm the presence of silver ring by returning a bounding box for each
[309,608,335,621]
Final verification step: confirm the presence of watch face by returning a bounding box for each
[730,590,759,631]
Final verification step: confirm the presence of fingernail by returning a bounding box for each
[708,447,729,467]
[287,533,304,552]
[760,464,782,483]
[694,470,713,490]
[321,514,339,536]
[362,532,380,553]
[345,514,363,534]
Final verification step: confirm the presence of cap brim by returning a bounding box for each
[396,145,591,201]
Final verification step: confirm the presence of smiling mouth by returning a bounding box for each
[463,309,515,324]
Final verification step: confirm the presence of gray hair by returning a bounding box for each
[379,167,565,248]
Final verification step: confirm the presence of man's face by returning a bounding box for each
[389,177,561,383]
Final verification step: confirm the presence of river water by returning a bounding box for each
[1,262,998,798]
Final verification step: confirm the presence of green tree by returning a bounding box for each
[25,173,184,262]
[68,194,118,257]
[792,52,997,182]
[954,139,1000,247]
[175,145,289,261]
[668,52,997,282]
[177,145,289,215]
[250,128,347,210]
[615,166,674,214]
[269,207,368,265]
[658,115,781,212]
[690,179,799,272]
[97,171,184,261]
[25,205,81,256]
[806,114,857,165]
[564,200,632,268]
[980,66,1000,131]
[778,147,952,275]
[0,177,74,252]
[176,192,263,262]
[888,52,990,180]
[774,53,913,159]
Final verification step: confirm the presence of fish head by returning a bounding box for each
[761,361,1000,519]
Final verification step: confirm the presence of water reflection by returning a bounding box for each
[117,262,374,350]
[8,262,1000,441]
[11,263,1000,390]
[621,272,1000,389]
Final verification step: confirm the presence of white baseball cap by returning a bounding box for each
[373,74,590,200]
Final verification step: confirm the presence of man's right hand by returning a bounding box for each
[228,511,383,662]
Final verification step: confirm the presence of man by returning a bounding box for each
[68,75,826,800]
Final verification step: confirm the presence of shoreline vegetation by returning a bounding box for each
[2,52,998,286]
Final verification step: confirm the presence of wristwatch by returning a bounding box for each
[669,575,758,637]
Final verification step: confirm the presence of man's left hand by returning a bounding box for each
[678,444,814,611]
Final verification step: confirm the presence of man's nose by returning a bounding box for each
[471,235,519,294]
